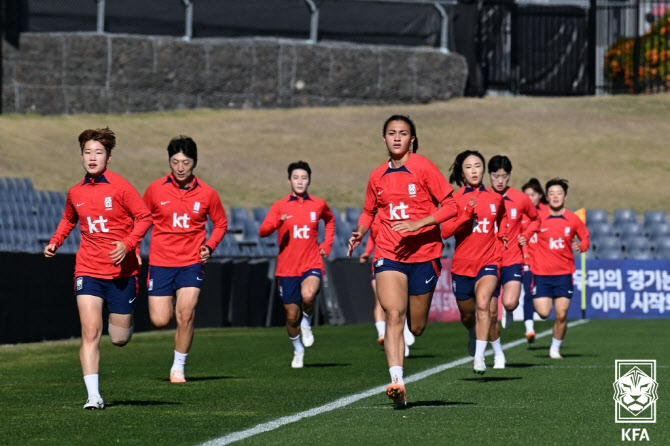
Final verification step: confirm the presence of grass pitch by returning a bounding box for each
[0,319,667,445]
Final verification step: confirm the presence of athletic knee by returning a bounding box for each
[81,327,101,344]
[410,325,426,337]
[150,314,170,328]
[386,310,404,326]
[176,309,195,327]
[109,322,133,346]
[535,308,550,319]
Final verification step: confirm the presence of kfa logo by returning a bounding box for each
[293,225,310,239]
[564,226,571,237]
[473,217,492,233]
[173,212,191,228]
[614,360,658,424]
[389,202,409,220]
[87,216,110,233]
[510,208,517,220]
[310,211,317,222]
[408,183,416,197]
[104,196,112,210]
[549,237,565,249]
[193,201,201,213]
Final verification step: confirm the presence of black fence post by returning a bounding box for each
[633,0,641,94]
[588,0,597,95]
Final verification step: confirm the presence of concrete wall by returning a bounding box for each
[2,33,468,114]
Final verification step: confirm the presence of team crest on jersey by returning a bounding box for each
[510,208,517,219]
[104,196,112,210]
[408,183,416,197]
[148,279,153,291]
[76,277,83,291]
[489,203,497,215]
[310,211,317,222]
[564,226,571,236]
[375,258,384,267]
[193,201,201,213]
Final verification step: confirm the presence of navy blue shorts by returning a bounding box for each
[277,269,323,305]
[493,263,524,297]
[533,274,574,299]
[75,275,138,314]
[452,264,499,301]
[147,263,204,296]
[373,257,442,296]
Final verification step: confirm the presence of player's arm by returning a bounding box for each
[440,198,475,239]
[45,193,78,257]
[496,198,508,248]
[319,204,336,257]
[114,186,153,265]
[519,199,540,246]
[348,180,376,256]
[572,217,591,253]
[202,191,228,257]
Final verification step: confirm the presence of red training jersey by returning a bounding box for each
[357,153,457,263]
[143,174,228,267]
[521,202,548,270]
[500,187,539,267]
[49,170,152,279]
[441,185,508,277]
[532,207,590,276]
[259,193,335,277]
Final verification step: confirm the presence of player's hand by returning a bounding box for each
[359,252,369,264]
[468,198,476,209]
[518,234,527,246]
[572,239,582,253]
[280,213,288,222]
[500,236,508,249]
[319,248,328,258]
[200,245,211,263]
[347,231,364,257]
[109,241,127,265]
[44,243,57,258]
[136,252,142,267]
[391,220,423,233]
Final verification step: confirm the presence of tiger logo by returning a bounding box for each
[613,366,658,416]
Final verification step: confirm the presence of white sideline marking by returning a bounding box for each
[198,319,590,446]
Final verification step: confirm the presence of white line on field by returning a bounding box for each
[198,319,590,446]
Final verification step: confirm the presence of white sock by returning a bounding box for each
[300,311,312,328]
[172,350,188,372]
[389,366,404,383]
[475,340,487,359]
[375,321,386,338]
[551,337,563,351]
[290,335,305,353]
[524,319,535,333]
[403,320,411,337]
[490,338,503,356]
[83,374,100,399]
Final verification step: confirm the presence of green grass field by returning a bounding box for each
[1,319,667,445]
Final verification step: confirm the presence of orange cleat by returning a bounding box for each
[377,337,385,345]
[169,369,186,383]
[386,381,407,407]
[525,331,536,344]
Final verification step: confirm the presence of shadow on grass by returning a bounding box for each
[391,401,476,410]
[460,377,523,383]
[160,376,238,382]
[406,354,438,359]
[505,363,537,368]
[107,400,182,407]
[533,353,597,359]
[304,363,351,368]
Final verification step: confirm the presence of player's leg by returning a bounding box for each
[472,274,499,374]
[456,298,477,356]
[372,279,386,344]
[147,265,177,328]
[550,297,571,359]
[299,272,321,347]
[77,293,105,409]
[488,296,505,369]
[522,268,536,343]
[148,296,174,328]
[169,286,200,381]
[278,276,305,368]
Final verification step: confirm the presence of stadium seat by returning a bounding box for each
[614,222,643,238]
[586,209,608,224]
[621,234,650,252]
[654,245,670,260]
[613,209,637,225]
[587,221,615,237]
[230,207,250,224]
[643,210,667,227]
[344,207,362,224]
[593,235,623,256]
[626,246,654,259]
[651,237,670,253]
[252,207,269,223]
[330,207,342,223]
[596,247,623,259]
[647,222,670,240]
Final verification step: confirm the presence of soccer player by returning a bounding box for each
[520,178,548,343]
[259,161,335,369]
[359,218,415,356]
[441,150,507,374]
[531,178,589,359]
[488,156,539,342]
[348,115,458,406]
[143,136,228,383]
[44,127,152,410]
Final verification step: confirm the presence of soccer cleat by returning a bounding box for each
[377,336,385,345]
[404,344,410,358]
[83,396,105,410]
[386,378,407,407]
[291,351,304,369]
[493,354,506,369]
[473,356,487,375]
[403,329,416,347]
[301,326,315,348]
[549,348,563,359]
[468,330,476,357]
[525,331,536,344]
[170,369,186,383]
[501,307,513,329]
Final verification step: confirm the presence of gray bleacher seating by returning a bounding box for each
[647,222,670,240]
[587,221,615,237]
[614,222,643,238]
[330,207,342,223]
[613,209,637,225]
[622,235,653,259]
[655,245,670,260]
[586,209,608,224]
[643,210,667,227]
[596,247,624,259]
[593,235,623,256]
[344,207,362,224]
[252,207,269,223]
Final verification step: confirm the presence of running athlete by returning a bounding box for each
[359,217,415,356]
[441,150,507,374]
[259,161,335,369]
[488,156,539,336]
[531,178,589,359]
[143,136,228,383]
[348,115,458,406]
[44,127,152,410]
[520,178,548,343]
